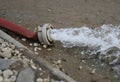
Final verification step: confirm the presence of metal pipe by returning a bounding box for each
[0,18,54,45]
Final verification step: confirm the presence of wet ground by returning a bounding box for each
[0,0,120,82]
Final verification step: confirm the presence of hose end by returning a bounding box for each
[37,23,54,46]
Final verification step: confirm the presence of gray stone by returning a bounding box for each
[0,59,16,70]
[16,67,35,82]
[1,47,12,58]
[3,69,13,78]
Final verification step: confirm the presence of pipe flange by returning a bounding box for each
[38,23,54,45]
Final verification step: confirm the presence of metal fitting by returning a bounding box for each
[38,23,54,45]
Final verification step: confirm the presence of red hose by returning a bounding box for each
[0,18,38,40]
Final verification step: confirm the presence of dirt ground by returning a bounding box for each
[0,0,120,82]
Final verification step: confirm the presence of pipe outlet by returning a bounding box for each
[38,23,54,45]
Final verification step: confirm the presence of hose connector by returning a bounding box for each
[38,23,54,45]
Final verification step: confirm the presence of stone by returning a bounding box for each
[29,43,33,46]
[43,45,47,48]
[36,77,43,82]
[1,48,12,58]
[10,44,16,50]
[9,75,16,82]
[47,48,52,51]
[0,59,16,70]
[78,66,83,70]
[16,67,35,82]
[21,38,26,41]
[34,47,38,52]
[57,60,62,64]
[91,69,96,74]
[33,43,39,46]
[38,48,42,51]
[0,75,3,82]
[3,69,13,78]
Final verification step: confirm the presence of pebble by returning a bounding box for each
[31,64,37,69]
[91,69,96,74]
[29,43,33,46]
[1,48,12,58]
[57,60,62,64]
[9,75,16,82]
[38,48,42,51]
[0,75,3,82]
[21,38,26,41]
[36,77,43,82]
[33,43,39,46]
[3,69,13,78]
[79,66,83,70]
[10,44,16,50]
[43,45,47,48]
[34,47,38,52]
[47,48,52,51]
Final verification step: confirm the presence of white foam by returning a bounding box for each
[50,24,120,53]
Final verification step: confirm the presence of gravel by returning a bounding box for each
[0,37,64,82]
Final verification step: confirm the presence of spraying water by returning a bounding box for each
[50,24,120,78]
[50,24,120,77]
[50,24,120,53]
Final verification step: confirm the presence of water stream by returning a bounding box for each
[50,24,120,78]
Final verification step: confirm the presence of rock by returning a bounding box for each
[10,44,16,50]
[3,69,13,78]
[47,48,52,51]
[0,59,16,70]
[31,64,37,70]
[57,60,62,64]
[36,77,43,82]
[33,43,39,46]
[0,75,3,82]
[34,47,37,52]
[43,45,47,48]
[38,48,42,51]
[29,43,33,46]
[9,75,16,82]
[90,69,96,74]
[78,66,83,70]
[16,67,35,82]
[1,48,12,58]
[21,38,26,41]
